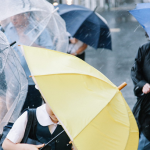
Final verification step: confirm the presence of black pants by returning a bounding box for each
[76,52,85,61]
[21,85,42,113]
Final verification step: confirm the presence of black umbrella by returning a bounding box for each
[57,4,112,50]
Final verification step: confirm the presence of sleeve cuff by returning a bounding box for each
[7,132,21,144]
[134,80,147,96]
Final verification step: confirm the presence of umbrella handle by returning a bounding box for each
[118,82,127,91]
[67,141,72,146]
[10,41,16,47]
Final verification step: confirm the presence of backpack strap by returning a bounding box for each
[21,109,37,143]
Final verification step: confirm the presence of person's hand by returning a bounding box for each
[71,52,78,56]
[20,144,45,150]
[142,83,150,94]
[70,38,78,44]
[71,53,76,56]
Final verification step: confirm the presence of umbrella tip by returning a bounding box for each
[118,82,127,91]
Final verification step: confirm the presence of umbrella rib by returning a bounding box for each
[64,10,93,37]
[74,12,109,48]
[73,90,130,141]
[73,11,95,38]
[32,73,131,142]
[30,72,115,88]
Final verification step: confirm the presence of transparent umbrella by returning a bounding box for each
[0,31,28,134]
[0,0,68,53]
[0,0,69,88]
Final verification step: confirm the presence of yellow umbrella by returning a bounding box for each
[22,45,139,150]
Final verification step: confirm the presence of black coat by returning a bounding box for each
[131,42,150,140]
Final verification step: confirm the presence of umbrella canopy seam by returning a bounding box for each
[31,74,123,141]
[74,12,101,48]
[21,45,114,86]
[61,10,93,37]
[73,90,130,143]
[31,73,116,89]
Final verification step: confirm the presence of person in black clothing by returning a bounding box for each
[131,39,150,149]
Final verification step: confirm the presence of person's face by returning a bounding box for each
[10,13,29,28]
[46,103,58,123]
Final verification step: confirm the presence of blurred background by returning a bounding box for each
[47,0,148,10]
[47,0,149,109]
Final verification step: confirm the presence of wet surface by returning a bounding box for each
[85,6,147,109]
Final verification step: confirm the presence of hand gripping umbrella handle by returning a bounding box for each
[118,82,127,90]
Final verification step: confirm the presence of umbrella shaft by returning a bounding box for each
[40,130,65,150]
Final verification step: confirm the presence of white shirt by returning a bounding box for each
[7,104,59,144]
[68,40,84,54]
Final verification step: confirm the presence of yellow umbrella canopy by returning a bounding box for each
[22,45,139,150]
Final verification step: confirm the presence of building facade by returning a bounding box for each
[48,0,142,10]
[50,0,115,10]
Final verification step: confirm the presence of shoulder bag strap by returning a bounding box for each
[21,109,36,143]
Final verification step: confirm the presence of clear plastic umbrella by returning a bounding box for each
[0,31,28,134]
[0,0,68,53]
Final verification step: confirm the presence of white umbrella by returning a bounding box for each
[0,0,68,53]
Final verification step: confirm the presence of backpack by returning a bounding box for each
[0,109,38,150]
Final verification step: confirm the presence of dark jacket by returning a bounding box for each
[131,42,150,96]
[28,110,72,150]
[131,42,150,140]
[35,121,72,150]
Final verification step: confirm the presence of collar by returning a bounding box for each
[36,104,60,126]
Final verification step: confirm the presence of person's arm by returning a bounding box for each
[71,43,87,56]
[2,138,44,150]
[131,45,148,96]
[2,111,44,150]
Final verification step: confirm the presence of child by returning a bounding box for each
[2,103,73,150]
